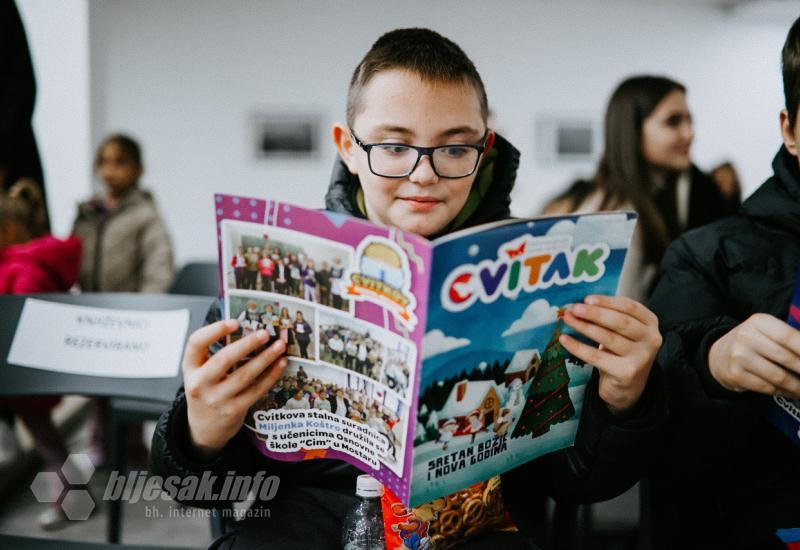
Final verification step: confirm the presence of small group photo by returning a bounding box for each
[221,220,354,313]
[248,360,408,473]
[317,311,415,399]
[228,293,317,360]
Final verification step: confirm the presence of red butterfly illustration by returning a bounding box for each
[505,241,527,258]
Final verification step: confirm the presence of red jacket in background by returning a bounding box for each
[0,234,81,411]
[0,234,81,294]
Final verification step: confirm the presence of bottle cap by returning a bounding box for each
[355,475,383,498]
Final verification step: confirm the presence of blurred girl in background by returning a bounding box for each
[72,134,174,467]
[544,75,735,300]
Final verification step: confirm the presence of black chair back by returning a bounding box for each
[168,262,220,297]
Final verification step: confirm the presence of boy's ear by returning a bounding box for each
[332,123,359,175]
[780,109,799,156]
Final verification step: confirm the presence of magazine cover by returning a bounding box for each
[214,194,637,506]
[411,212,636,504]
[762,262,800,447]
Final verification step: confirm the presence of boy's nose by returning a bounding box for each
[408,155,439,185]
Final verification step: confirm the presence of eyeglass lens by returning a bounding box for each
[370,144,479,178]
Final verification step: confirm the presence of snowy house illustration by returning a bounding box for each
[504,349,541,386]
[438,380,504,435]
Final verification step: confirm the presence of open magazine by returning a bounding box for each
[762,262,800,447]
[214,193,637,506]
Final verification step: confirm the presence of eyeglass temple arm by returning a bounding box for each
[483,131,496,153]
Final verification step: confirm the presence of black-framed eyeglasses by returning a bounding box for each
[349,129,489,179]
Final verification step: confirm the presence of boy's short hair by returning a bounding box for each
[346,28,488,127]
[783,16,800,128]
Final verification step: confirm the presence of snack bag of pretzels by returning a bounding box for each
[382,475,517,549]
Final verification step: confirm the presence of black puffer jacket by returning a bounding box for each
[150,134,667,546]
[647,146,800,549]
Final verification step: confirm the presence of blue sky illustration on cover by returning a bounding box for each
[409,212,636,505]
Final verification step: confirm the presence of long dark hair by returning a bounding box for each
[594,75,686,265]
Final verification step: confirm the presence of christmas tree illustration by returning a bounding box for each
[511,308,575,439]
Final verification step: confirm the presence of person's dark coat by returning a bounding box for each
[647,146,800,549]
[686,163,739,231]
[0,0,47,228]
[150,135,667,549]
[329,394,350,416]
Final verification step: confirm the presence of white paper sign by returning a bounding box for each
[7,299,190,379]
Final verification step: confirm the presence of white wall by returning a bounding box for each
[17,0,92,238]
[83,0,793,265]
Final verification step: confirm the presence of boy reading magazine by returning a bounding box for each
[151,28,665,549]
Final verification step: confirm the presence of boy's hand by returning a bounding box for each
[708,313,800,398]
[182,320,288,460]
[559,295,662,415]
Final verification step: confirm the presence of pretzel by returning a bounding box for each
[463,496,486,525]
[426,478,508,547]
[437,509,462,537]
[456,488,473,502]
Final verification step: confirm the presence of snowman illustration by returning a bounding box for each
[508,377,525,407]
[436,418,458,451]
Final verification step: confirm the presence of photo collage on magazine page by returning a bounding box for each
[220,218,418,477]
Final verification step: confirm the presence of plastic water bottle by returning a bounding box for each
[342,475,385,550]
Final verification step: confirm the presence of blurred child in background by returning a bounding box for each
[0,179,81,529]
[73,134,173,293]
[710,160,743,207]
[72,133,174,467]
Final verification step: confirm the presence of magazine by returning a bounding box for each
[214,193,637,506]
[762,262,800,447]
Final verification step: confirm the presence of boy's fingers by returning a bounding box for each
[562,311,633,356]
[221,339,287,398]
[746,355,800,398]
[584,295,657,326]
[752,314,800,361]
[558,333,617,373]
[202,330,275,382]
[184,320,239,368]
[734,370,777,396]
[237,356,289,407]
[750,328,800,375]
[570,302,648,341]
